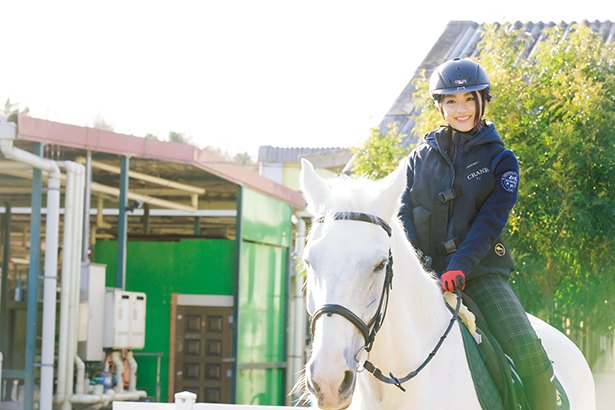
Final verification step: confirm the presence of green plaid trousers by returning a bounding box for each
[464,274,552,378]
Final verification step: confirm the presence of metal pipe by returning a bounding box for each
[39,166,61,410]
[127,350,138,392]
[56,164,77,408]
[54,161,85,410]
[112,350,125,393]
[62,162,85,410]
[74,356,86,395]
[288,215,307,404]
[0,123,62,410]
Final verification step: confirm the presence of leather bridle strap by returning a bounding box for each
[311,304,371,344]
[362,291,463,391]
[315,212,392,237]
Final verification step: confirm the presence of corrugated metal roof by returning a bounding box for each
[258,145,349,163]
[380,20,614,143]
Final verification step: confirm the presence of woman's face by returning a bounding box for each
[439,92,480,132]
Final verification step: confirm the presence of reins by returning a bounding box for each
[362,290,462,391]
[309,211,462,392]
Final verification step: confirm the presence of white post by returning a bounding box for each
[174,391,196,410]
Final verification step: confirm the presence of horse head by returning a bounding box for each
[299,159,407,410]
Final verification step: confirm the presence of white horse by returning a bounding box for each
[299,158,595,410]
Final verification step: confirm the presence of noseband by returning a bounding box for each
[309,212,394,352]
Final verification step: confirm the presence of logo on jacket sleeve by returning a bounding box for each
[501,171,519,193]
[494,243,506,256]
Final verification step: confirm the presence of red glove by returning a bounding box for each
[441,270,465,292]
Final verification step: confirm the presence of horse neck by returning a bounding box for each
[369,220,452,367]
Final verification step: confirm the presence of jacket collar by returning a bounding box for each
[425,122,504,152]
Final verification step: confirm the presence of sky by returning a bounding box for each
[1,0,612,159]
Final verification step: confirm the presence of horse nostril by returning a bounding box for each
[306,376,320,396]
[339,370,355,394]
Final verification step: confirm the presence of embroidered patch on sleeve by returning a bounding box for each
[501,171,519,193]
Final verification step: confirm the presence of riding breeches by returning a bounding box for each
[463,274,552,378]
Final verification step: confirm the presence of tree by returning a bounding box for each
[351,124,412,179]
[233,151,255,167]
[92,114,114,131]
[168,131,193,145]
[356,23,615,355]
[3,98,29,122]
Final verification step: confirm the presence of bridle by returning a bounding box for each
[308,211,462,391]
[310,212,394,353]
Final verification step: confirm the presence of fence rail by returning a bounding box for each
[113,392,298,410]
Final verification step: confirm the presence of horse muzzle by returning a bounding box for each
[307,356,356,410]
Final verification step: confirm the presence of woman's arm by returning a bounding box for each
[446,150,519,276]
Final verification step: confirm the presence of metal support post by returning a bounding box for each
[1,203,11,353]
[82,152,92,263]
[117,156,130,289]
[24,142,44,410]
[193,216,201,235]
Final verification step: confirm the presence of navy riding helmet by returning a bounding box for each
[429,57,492,103]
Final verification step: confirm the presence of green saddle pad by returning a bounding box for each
[459,322,570,410]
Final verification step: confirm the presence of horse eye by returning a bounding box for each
[374,260,386,273]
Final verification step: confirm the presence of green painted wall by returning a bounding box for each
[236,188,292,405]
[94,188,293,405]
[94,239,236,401]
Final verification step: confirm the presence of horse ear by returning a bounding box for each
[300,158,329,215]
[377,158,408,218]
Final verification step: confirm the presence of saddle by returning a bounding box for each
[445,292,569,410]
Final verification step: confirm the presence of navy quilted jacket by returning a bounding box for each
[399,123,518,278]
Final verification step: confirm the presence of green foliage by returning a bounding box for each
[92,114,114,131]
[3,98,29,122]
[168,130,192,144]
[352,124,412,179]
[412,23,615,338]
[233,151,255,166]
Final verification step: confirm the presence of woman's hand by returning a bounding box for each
[441,270,465,292]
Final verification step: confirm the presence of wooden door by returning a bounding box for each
[170,296,234,403]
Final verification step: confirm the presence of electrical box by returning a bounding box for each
[103,288,147,349]
[78,263,106,361]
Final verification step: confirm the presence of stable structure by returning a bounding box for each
[0,116,306,409]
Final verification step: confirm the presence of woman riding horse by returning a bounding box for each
[398,57,556,409]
